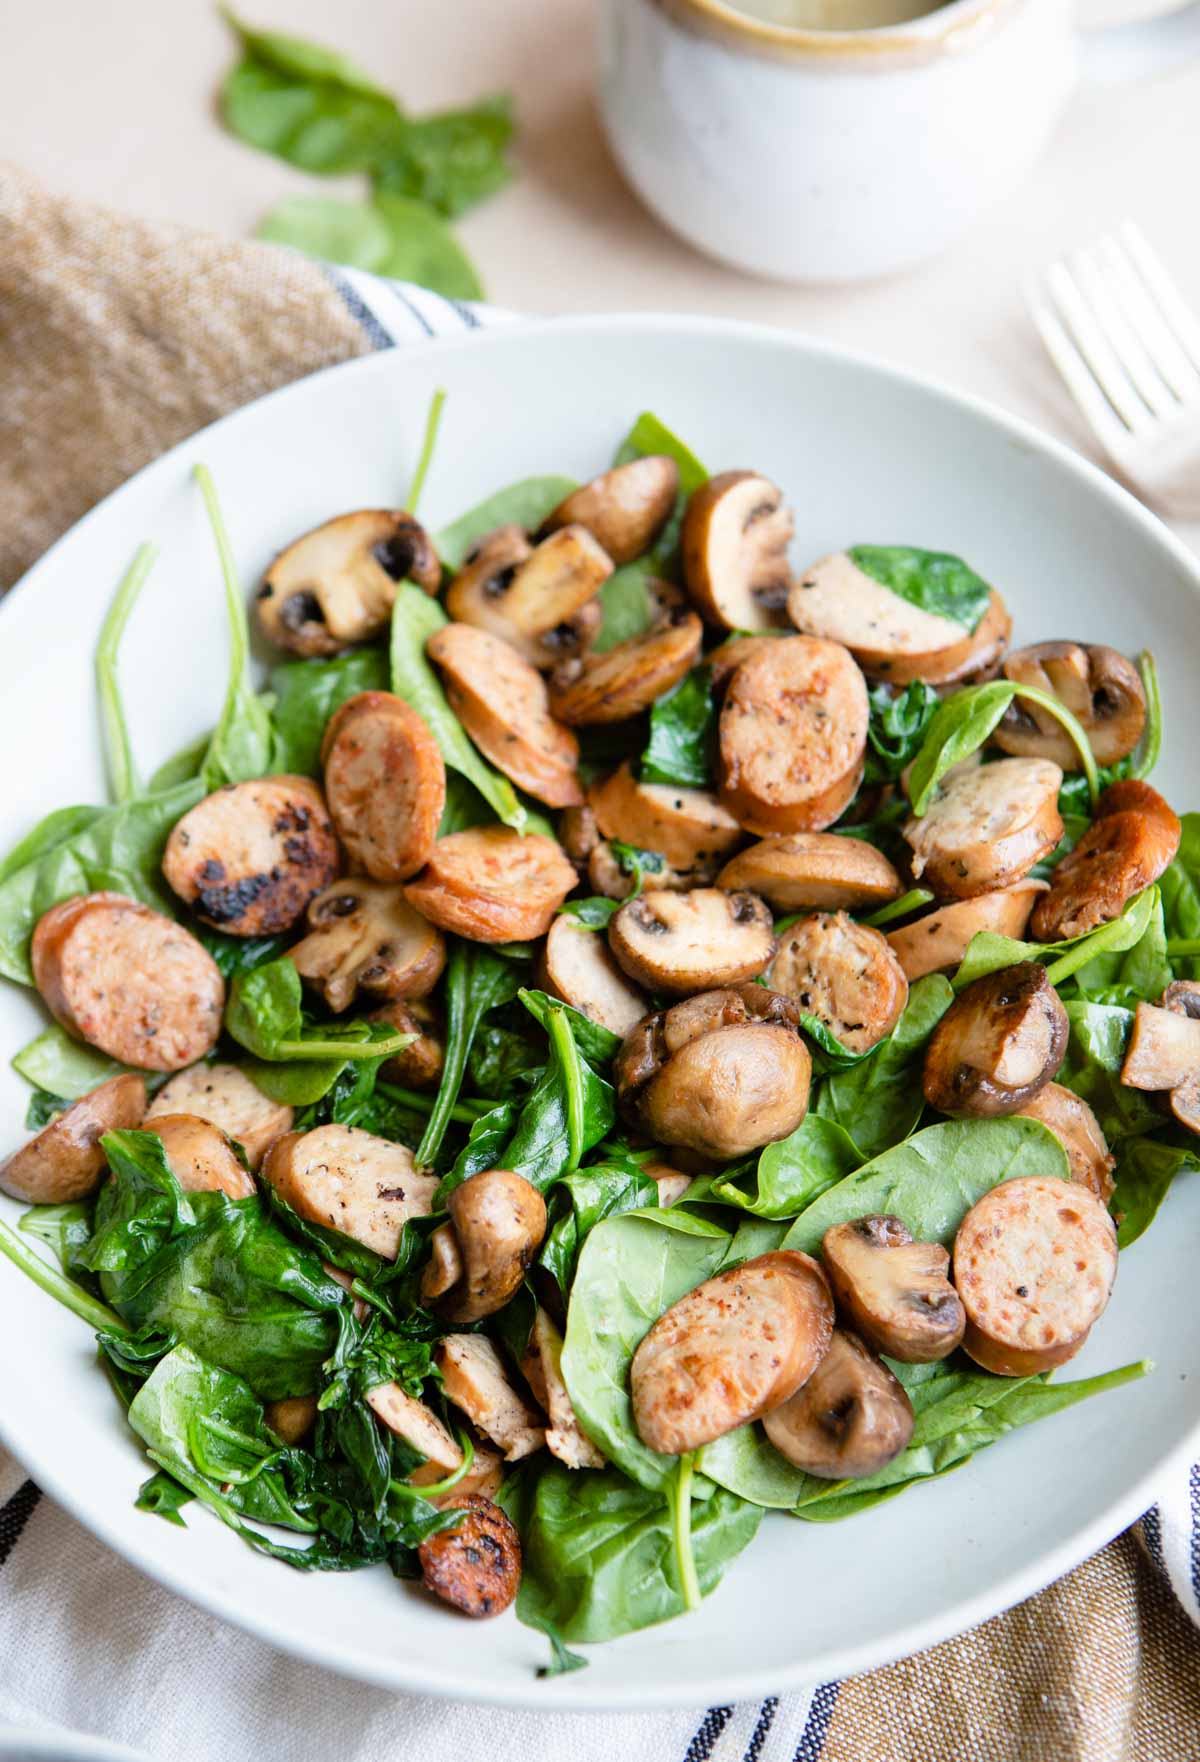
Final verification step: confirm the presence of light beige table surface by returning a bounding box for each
[2,0,1199,524]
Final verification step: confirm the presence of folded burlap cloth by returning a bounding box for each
[2,163,1200,1762]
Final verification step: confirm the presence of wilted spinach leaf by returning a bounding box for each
[863,680,940,785]
[538,1156,659,1295]
[268,648,389,777]
[811,975,953,1161]
[640,666,716,790]
[848,546,992,633]
[706,1115,861,1220]
[434,476,577,574]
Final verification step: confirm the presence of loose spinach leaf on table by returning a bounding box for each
[268,648,389,776]
[705,1114,861,1220]
[371,96,514,219]
[260,195,483,299]
[433,476,577,574]
[194,466,274,793]
[848,546,992,633]
[810,975,953,1162]
[639,666,716,790]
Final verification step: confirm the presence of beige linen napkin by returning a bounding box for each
[2,161,1200,1762]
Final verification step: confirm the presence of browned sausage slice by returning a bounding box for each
[904,758,1064,900]
[540,913,648,1036]
[144,1113,255,1200]
[262,1123,438,1259]
[588,761,743,873]
[404,827,578,943]
[547,609,703,726]
[1014,1082,1115,1203]
[718,637,869,834]
[146,1062,293,1170]
[718,833,901,913]
[32,893,224,1072]
[608,888,775,993]
[885,880,1046,982]
[953,1174,1118,1375]
[541,456,679,565]
[766,912,908,1054]
[0,1074,146,1204]
[321,691,446,881]
[425,623,582,808]
[520,1305,606,1470]
[162,776,340,935]
[1031,779,1180,941]
[631,1249,834,1455]
[787,551,970,662]
[290,878,446,1011]
[418,1494,522,1618]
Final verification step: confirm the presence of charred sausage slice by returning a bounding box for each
[436,1334,546,1460]
[404,827,577,943]
[425,623,582,808]
[1014,1082,1115,1203]
[718,833,902,913]
[953,1174,1118,1375]
[922,963,1067,1117]
[682,471,794,631]
[418,1494,522,1618]
[631,1250,834,1455]
[766,912,908,1054]
[588,762,743,873]
[885,880,1047,982]
[608,888,775,993]
[262,1123,437,1259]
[547,607,703,726]
[290,878,446,1010]
[321,691,446,880]
[145,1113,256,1200]
[763,1328,914,1479]
[146,1062,293,1170]
[904,758,1064,899]
[540,913,649,1037]
[162,776,340,935]
[541,456,679,564]
[0,1074,146,1204]
[718,637,869,834]
[1031,779,1180,941]
[32,893,224,1072]
[256,509,440,657]
[822,1216,965,1363]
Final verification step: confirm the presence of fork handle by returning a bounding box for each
[1080,0,1200,84]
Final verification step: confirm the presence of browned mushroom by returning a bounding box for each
[765,913,908,1054]
[922,963,1068,1117]
[370,998,444,1089]
[588,762,743,872]
[1120,980,1200,1136]
[1031,779,1181,941]
[433,1169,548,1324]
[615,984,812,1159]
[993,642,1146,768]
[0,1074,146,1204]
[539,913,649,1037]
[885,880,1047,982]
[822,1216,965,1362]
[540,456,679,564]
[290,878,446,1011]
[682,471,793,631]
[558,803,601,875]
[547,606,703,725]
[607,888,775,993]
[256,510,440,656]
[904,758,1064,899]
[1014,1082,1115,1202]
[587,841,716,899]
[444,523,611,669]
[762,1328,914,1479]
[718,833,902,914]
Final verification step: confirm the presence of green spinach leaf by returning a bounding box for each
[952,886,1159,991]
[418,943,526,1163]
[848,546,992,633]
[811,975,953,1161]
[96,544,157,803]
[268,648,389,776]
[538,1156,659,1295]
[640,666,716,790]
[225,959,412,1066]
[907,681,1099,817]
[708,1115,861,1220]
[863,680,941,785]
[12,1026,137,1097]
[1111,1135,1200,1247]
[434,477,577,574]
[194,466,274,793]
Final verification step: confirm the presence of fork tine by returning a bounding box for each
[1070,241,1178,419]
[1095,231,1200,404]
[1045,261,1150,431]
[1120,220,1200,376]
[1027,285,1130,452]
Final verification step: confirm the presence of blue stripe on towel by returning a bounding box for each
[682,1706,733,1761]
[793,1682,840,1761]
[0,1479,40,1567]
[322,266,395,350]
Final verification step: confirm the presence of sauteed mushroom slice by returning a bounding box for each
[587,841,715,899]
[588,762,742,871]
[147,1062,294,1170]
[904,758,1064,899]
[433,1168,548,1324]
[922,963,1067,1117]
[547,607,703,725]
[539,913,649,1036]
[885,880,1047,982]
[1120,982,1200,1134]
[263,1124,437,1259]
[954,1175,1118,1375]
[1031,779,1180,941]
[822,1216,965,1363]
[291,878,446,1010]
[321,691,446,881]
[682,471,794,631]
[719,637,869,835]
[762,1329,914,1479]
[718,833,902,914]
[608,888,775,993]
[766,913,908,1054]
[631,1250,834,1454]
[540,456,679,565]
[616,985,812,1159]
[445,522,612,669]
[1014,1082,1115,1202]
[369,998,444,1088]
[993,642,1146,768]
[0,1074,146,1204]
[404,827,577,943]
[257,510,440,656]
[145,1113,256,1200]
[558,803,600,874]
[426,623,582,808]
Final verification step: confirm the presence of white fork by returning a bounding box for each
[1027,221,1200,518]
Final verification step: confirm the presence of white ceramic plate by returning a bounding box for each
[0,1731,147,1762]
[1,316,1197,1711]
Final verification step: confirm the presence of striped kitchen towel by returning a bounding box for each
[3,161,1200,1762]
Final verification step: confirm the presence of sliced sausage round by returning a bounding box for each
[541,456,679,565]
[631,1250,834,1455]
[766,912,908,1054]
[707,634,779,696]
[145,1113,255,1200]
[162,776,340,935]
[32,893,225,1072]
[262,1123,438,1260]
[1030,779,1180,941]
[886,880,1047,982]
[608,888,775,993]
[786,550,972,666]
[425,623,582,808]
[404,827,578,943]
[146,1062,294,1170]
[547,608,703,726]
[321,691,446,881]
[718,832,902,914]
[923,962,1067,1117]
[904,758,1064,900]
[0,1074,146,1204]
[718,637,869,834]
[588,762,743,873]
[418,1494,521,1618]
[539,913,649,1036]
[953,1174,1118,1375]
[290,878,446,1011]
[1014,1082,1115,1203]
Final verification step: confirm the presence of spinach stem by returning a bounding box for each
[376,1082,492,1123]
[273,1029,414,1063]
[406,387,447,515]
[671,1451,701,1613]
[862,888,934,930]
[417,944,471,1165]
[1132,650,1161,780]
[96,542,157,803]
[390,1430,475,1500]
[1167,938,1200,957]
[548,1008,585,1174]
[0,1215,128,1333]
[1010,683,1100,808]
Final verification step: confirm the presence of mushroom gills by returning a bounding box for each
[257,510,439,655]
[682,470,794,631]
[607,887,775,993]
[994,642,1146,768]
[762,1329,915,1479]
